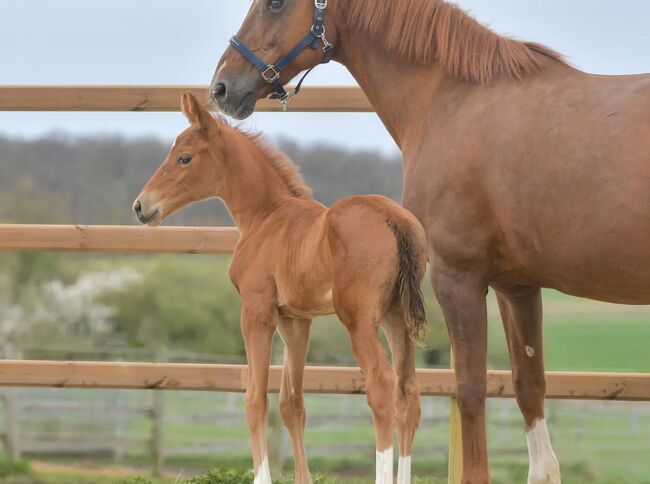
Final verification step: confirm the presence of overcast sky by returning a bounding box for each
[1,0,648,154]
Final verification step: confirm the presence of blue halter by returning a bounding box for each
[229,0,333,111]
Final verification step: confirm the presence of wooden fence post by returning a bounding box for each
[2,389,21,461]
[1,344,22,461]
[150,346,166,477]
[448,349,462,484]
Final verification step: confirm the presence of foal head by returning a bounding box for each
[133,93,228,226]
[211,0,336,119]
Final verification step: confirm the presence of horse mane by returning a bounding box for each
[222,117,312,199]
[346,0,566,83]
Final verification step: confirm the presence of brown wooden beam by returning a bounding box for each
[0,85,372,112]
[0,360,647,401]
[0,225,239,254]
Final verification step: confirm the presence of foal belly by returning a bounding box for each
[277,289,335,319]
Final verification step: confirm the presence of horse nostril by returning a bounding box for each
[133,200,142,216]
[212,82,227,102]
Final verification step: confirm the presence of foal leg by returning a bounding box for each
[383,307,421,484]
[432,266,490,484]
[277,318,313,484]
[337,299,397,483]
[241,303,276,484]
[496,286,560,484]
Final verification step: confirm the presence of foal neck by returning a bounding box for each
[218,129,311,231]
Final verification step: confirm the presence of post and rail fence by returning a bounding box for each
[1,85,649,482]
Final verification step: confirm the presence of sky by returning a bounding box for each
[1,0,649,154]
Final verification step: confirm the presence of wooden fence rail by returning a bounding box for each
[0,85,372,113]
[0,360,648,401]
[0,224,239,254]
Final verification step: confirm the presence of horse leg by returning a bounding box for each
[383,306,421,484]
[495,286,560,484]
[432,267,490,484]
[241,303,276,484]
[337,299,397,483]
[277,317,313,484]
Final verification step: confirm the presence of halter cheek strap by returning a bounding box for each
[229,0,334,111]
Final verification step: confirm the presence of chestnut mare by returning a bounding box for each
[134,92,428,484]
[210,1,650,483]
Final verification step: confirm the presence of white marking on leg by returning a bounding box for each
[397,455,411,484]
[527,419,561,484]
[525,345,535,358]
[254,456,272,484]
[375,447,393,484]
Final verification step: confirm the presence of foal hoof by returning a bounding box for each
[528,463,561,484]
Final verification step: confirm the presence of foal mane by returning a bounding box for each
[232,125,312,200]
[346,0,566,83]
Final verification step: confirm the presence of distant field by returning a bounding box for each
[485,289,650,372]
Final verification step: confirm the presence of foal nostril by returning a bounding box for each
[133,200,142,216]
[212,82,227,102]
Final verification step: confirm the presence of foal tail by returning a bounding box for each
[387,218,428,344]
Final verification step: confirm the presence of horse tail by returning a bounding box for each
[387,217,428,344]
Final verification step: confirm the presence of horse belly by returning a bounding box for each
[277,287,335,319]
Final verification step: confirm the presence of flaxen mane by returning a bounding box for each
[347,0,566,83]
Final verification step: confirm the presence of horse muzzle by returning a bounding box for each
[209,74,261,120]
[133,198,161,227]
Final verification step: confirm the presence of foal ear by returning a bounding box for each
[180,92,215,132]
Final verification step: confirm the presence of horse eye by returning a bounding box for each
[267,0,285,11]
[178,155,193,166]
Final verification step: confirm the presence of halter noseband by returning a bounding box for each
[229,0,333,111]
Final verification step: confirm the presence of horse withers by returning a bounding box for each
[134,92,428,484]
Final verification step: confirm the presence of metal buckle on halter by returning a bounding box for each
[279,90,297,112]
[320,32,332,53]
[315,0,327,9]
[261,65,281,84]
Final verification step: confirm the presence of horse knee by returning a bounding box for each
[367,367,398,423]
[245,391,268,428]
[456,382,486,418]
[396,379,421,420]
[279,392,305,426]
[514,374,546,420]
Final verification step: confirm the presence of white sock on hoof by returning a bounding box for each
[527,419,561,484]
[254,457,272,484]
[375,447,394,484]
[397,455,411,484]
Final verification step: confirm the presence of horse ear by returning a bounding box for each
[180,92,215,132]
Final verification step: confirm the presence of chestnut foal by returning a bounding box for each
[134,92,428,484]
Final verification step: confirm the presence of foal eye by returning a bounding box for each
[267,0,285,11]
[178,155,193,166]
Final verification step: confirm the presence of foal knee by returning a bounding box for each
[367,367,398,424]
[245,390,268,430]
[279,392,305,427]
[396,379,421,423]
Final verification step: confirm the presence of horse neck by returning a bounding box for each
[332,16,459,152]
[218,134,290,231]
